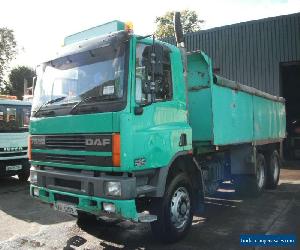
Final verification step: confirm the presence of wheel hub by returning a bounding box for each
[170,187,191,229]
[179,202,187,215]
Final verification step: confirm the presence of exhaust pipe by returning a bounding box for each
[174,12,185,48]
[173,11,189,120]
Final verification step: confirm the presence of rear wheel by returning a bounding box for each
[150,172,194,243]
[265,150,281,189]
[234,153,266,197]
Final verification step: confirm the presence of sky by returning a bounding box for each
[0,0,300,71]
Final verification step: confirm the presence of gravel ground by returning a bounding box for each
[0,162,299,250]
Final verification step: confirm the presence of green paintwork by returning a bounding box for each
[30,112,118,134]
[121,37,192,171]
[211,84,254,144]
[64,20,125,46]
[187,52,211,89]
[188,88,212,143]
[187,52,213,144]
[252,96,286,141]
[31,184,138,221]
[187,51,286,146]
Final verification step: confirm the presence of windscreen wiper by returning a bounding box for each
[70,95,119,114]
[33,96,66,117]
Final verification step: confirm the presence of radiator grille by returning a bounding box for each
[46,135,86,150]
[31,134,113,167]
[0,152,27,157]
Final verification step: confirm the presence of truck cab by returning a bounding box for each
[0,96,31,181]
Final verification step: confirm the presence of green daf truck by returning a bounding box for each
[29,14,286,242]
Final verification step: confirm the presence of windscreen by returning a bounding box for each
[32,42,127,114]
[0,105,31,132]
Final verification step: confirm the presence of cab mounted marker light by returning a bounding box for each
[125,21,134,33]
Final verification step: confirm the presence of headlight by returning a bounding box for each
[32,187,39,197]
[103,202,116,213]
[30,166,38,184]
[105,181,121,196]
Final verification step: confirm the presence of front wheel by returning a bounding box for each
[150,172,194,243]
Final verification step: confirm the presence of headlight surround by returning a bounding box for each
[105,181,121,197]
[30,166,38,184]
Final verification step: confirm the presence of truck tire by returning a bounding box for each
[150,172,194,243]
[233,153,266,197]
[265,150,281,189]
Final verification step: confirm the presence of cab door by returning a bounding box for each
[123,38,191,171]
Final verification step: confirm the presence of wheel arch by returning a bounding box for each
[153,151,205,211]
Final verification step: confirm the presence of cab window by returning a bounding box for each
[135,43,173,104]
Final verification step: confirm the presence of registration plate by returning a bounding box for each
[6,165,22,171]
[54,202,78,216]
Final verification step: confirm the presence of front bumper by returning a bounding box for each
[30,185,139,221]
[30,165,161,222]
[31,168,137,200]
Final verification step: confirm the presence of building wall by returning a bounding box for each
[165,12,300,96]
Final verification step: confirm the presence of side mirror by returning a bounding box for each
[141,44,164,97]
[142,44,164,78]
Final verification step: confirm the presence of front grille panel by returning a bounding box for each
[32,134,113,152]
[46,135,86,150]
[31,134,114,167]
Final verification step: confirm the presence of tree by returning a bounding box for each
[0,28,17,85]
[6,66,35,99]
[155,10,204,39]
[0,80,11,95]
